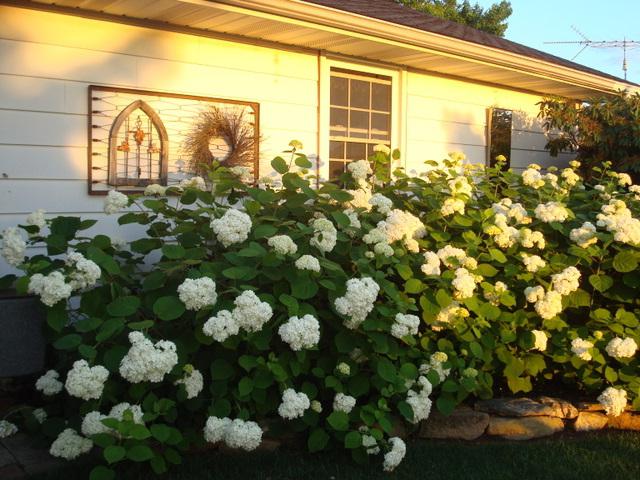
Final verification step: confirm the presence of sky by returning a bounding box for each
[475,0,640,83]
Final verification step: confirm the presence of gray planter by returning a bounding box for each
[0,294,46,377]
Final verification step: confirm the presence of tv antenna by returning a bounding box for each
[544,26,640,80]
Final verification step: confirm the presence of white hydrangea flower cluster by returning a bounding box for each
[26,209,47,231]
[268,235,298,255]
[569,222,598,248]
[119,332,178,383]
[373,144,391,155]
[436,245,477,270]
[630,184,640,200]
[370,209,426,253]
[202,310,238,342]
[278,388,310,419]
[551,266,581,295]
[406,376,433,424]
[420,352,450,382]
[441,197,466,216]
[33,408,47,424]
[309,218,337,253]
[485,213,520,249]
[571,338,594,361]
[104,190,128,214]
[347,187,373,210]
[534,202,570,223]
[211,209,252,247]
[544,172,559,190]
[531,330,548,351]
[231,290,273,333]
[36,369,63,395]
[28,271,73,307]
[65,360,109,401]
[144,183,167,196]
[617,172,632,187]
[561,168,580,187]
[433,302,469,331]
[596,199,640,245]
[447,175,473,197]
[598,387,627,417]
[49,428,93,460]
[383,437,406,472]
[362,225,394,257]
[347,159,372,187]
[175,367,204,399]
[333,392,356,413]
[522,167,545,189]
[369,193,393,214]
[179,176,206,190]
[82,403,145,437]
[527,288,563,320]
[294,254,321,272]
[421,251,441,276]
[336,362,351,375]
[491,198,532,224]
[1,227,26,266]
[204,417,263,451]
[229,166,253,182]
[605,337,638,360]
[278,314,321,351]
[334,277,380,329]
[66,250,101,290]
[360,428,380,455]
[521,253,546,273]
[343,208,361,233]
[177,277,217,311]
[311,400,323,413]
[483,281,508,306]
[0,420,18,438]
[519,228,546,249]
[452,267,481,300]
[391,313,420,339]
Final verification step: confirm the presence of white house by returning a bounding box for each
[0,0,636,273]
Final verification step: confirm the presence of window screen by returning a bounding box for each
[488,108,513,168]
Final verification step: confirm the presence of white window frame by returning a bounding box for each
[318,55,405,182]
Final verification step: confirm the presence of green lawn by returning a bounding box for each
[37,431,640,480]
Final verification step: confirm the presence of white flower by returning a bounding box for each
[373,144,391,155]
[0,420,18,438]
[561,168,580,187]
[522,254,546,273]
[119,332,178,383]
[231,290,273,333]
[203,310,239,342]
[571,338,594,361]
[28,271,73,307]
[278,388,310,419]
[531,330,548,351]
[26,209,47,230]
[179,176,206,190]
[111,236,128,250]
[175,368,204,399]
[204,416,231,444]
[483,281,508,305]
[448,176,473,197]
[204,417,262,451]
[441,197,466,217]
[391,313,420,339]
[347,187,373,210]
[534,290,563,320]
[433,303,469,331]
[36,370,63,395]
[66,250,101,290]
[333,392,356,413]
[81,411,110,437]
[1,227,26,267]
[268,235,298,255]
[519,228,546,249]
[534,202,569,223]
[524,286,545,303]
[596,199,640,245]
[362,433,380,455]
[347,159,372,181]
[383,437,406,472]
[278,314,320,351]
[177,277,217,311]
[522,168,545,189]
[104,190,128,214]
[311,400,323,413]
[309,218,337,253]
[334,277,380,329]
[570,222,598,248]
[617,173,632,187]
[598,387,627,417]
[437,245,477,269]
[49,429,93,460]
[421,251,441,276]
[486,214,520,248]
[229,166,253,182]
[289,140,304,150]
[211,209,252,247]
[605,337,638,360]
[64,360,109,401]
[369,193,393,214]
[373,209,425,253]
[294,254,321,272]
[406,376,432,423]
[336,362,351,375]
[144,184,167,196]
[420,352,450,382]
[492,199,531,225]
[452,268,478,300]
[33,408,47,424]
[551,266,581,295]
[107,403,144,425]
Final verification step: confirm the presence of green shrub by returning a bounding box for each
[1,145,639,478]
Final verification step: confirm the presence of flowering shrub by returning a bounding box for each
[1,145,640,478]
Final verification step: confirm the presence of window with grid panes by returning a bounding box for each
[329,69,392,180]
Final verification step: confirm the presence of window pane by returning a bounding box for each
[350,79,370,109]
[346,142,367,161]
[329,141,345,159]
[372,83,391,112]
[330,76,348,106]
[349,110,369,135]
[371,113,390,140]
[489,108,512,168]
[329,160,345,180]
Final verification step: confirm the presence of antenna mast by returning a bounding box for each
[544,26,640,80]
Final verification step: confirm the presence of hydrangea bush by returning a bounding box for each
[1,144,639,478]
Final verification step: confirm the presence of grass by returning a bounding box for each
[35,431,640,480]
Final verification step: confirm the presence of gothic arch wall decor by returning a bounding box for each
[108,100,169,187]
[88,85,260,195]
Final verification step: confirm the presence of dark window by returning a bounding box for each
[488,108,513,168]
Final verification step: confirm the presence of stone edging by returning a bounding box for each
[420,396,640,441]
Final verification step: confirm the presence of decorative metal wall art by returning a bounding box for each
[88,86,259,195]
